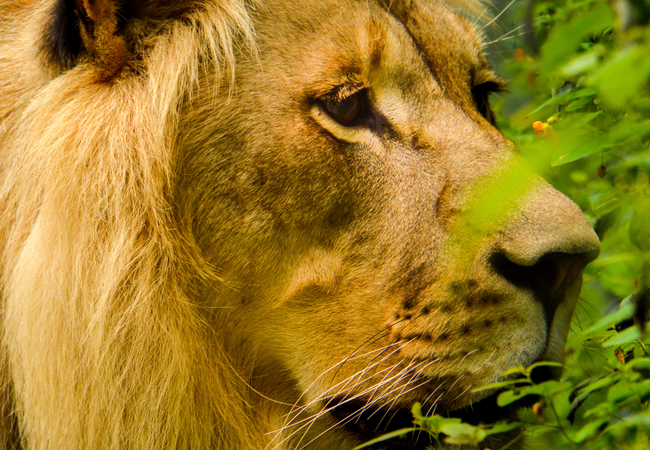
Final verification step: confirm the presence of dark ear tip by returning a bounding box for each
[92,32,127,80]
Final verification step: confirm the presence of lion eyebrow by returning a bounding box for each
[333,82,370,100]
[315,79,371,101]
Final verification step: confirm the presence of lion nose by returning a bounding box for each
[492,184,600,319]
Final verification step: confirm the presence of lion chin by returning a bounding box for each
[0,0,599,449]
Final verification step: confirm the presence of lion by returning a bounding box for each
[0,0,600,449]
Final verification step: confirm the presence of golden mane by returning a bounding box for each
[0,1,257,448]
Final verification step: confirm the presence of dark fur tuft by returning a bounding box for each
[43,0,83,71]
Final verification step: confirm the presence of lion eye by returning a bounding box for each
[324,93,362,125]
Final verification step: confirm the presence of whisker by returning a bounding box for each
[360,359,428,420]
[370,377,434,431]
[294,375,435,450]
[368,359,442,428]
[366,358,437,416]
[328,317,409,386]
[282,316,410,428]
[472,6,491,27]
[422,375,463,416]
[420,382,444,411]
[452,384,473,402]
[339,338,416,399]
[425,391,446,417]
[351,347,419,412]
[481,0,516,30]
[280,339,412,429]
[280,339,401,421]
[268,353,416,450]
[458,349,478,365]
[276,361,410,450]
[275,360,402,435]
[486,30,534,46]
[267,316,430,448]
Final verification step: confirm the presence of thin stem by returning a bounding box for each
[548,400,579,450]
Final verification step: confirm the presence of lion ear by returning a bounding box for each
[45,0,128,79]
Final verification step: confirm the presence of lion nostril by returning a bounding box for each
[491,251,589,320]
[491,253,554,296]
[497,241,600,269]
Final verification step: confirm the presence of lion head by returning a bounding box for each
[0,0,599,449]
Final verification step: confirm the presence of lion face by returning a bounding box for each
[176,0,600,447]
[0,0,600,449]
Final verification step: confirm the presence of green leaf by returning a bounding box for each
[590,254,637,268]
[607,119,650,144]
[499,365,528,378]
[411,402,423,420]
[417,415,462,435]
[608,412,650,432]
[591,196,621,216]
[526,88,596,118]
[564,111,603,124]
[607,380,650,404]
[563,97,598,112]
[551,135,604,166]
[525,361,564,377]
[576,374,622,397]
[560,46,604,77]
[353,428,419,449]
[602,326,642,347]
[627,357,650,374]
[583,401,616,420]
[629,202,650,251]
[483,421,522,437]
[541,3,615,72]
[578,298,634,337]
[589,44,650,108]
[572,418,609,443]
[497,381,571,406]
[441,423,487,445]
[414,412,462,436]
[471,379,529,393]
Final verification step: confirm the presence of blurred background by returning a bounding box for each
[479,0,650,448]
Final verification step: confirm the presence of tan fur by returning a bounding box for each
[0,1,599,449]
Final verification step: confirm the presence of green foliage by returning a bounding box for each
[495,0,650,299]
[353,403,522,449]
[489,0,650,447]
[359,0,650,448]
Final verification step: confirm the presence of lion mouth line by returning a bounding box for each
[327,388,534,449]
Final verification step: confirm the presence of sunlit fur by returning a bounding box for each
[0,1,598,449]
[0,2,257,448]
